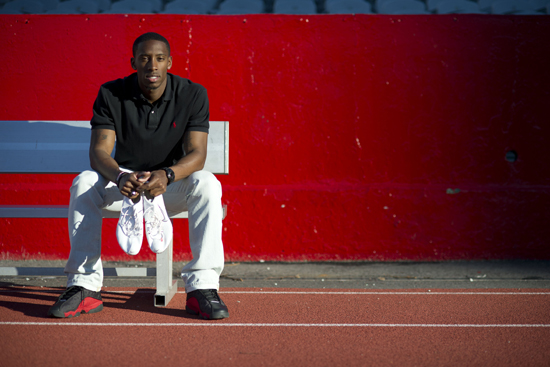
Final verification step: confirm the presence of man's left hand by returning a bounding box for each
[137,170,169,198]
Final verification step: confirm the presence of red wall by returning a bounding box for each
[1,14,549,261]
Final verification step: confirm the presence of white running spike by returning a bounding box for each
[143,195,172,254]
[116,196,144,255]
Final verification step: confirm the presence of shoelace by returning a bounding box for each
[59,286,83,301]
[201,289,221,302]
[144,198,169,233]
[144,206,161,233]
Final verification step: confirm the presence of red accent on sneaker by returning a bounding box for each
[82,297,103,313]
[186,298,201,314]
[64,297,103,318]
[186,297,214,319]
[64,309,79,317]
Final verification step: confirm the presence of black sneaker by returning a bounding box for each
[48,286,103,318]
[186,289,229,320]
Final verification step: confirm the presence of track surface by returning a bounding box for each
[1,287,550,366]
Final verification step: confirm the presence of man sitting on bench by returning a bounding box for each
[48,32,229,320]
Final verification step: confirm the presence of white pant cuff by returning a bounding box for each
[66,279,102,292]
[185,283,220,293]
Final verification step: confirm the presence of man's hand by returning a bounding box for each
[118,172,149,200]
[137,170,169,199]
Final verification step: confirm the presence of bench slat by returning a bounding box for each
[0,205,190,219]
[0,205,227,219]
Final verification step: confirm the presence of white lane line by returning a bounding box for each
[97,291,550,296]
[1,290,550,295]
[1,322,550,327]
[221,291,550,295]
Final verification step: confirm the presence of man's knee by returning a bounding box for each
[72,170,101,189]
[188,171,222,199]
[70,170,107,200]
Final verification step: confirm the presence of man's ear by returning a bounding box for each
[130,57,137,70]
[168,56,173,70]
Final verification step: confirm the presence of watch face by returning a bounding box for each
[164,168,175,183]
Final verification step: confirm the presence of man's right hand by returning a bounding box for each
[118,172,149,200]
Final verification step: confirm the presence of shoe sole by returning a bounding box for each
[48,300,103,318]
[185,306,229,320]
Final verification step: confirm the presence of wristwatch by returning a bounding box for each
[161,167,175,185]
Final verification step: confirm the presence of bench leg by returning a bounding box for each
[154,238,178,307]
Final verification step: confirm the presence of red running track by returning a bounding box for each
[1,287,550,366]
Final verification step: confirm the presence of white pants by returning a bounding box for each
[65,170,225,293]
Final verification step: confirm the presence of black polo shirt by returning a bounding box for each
[90,73,209,171]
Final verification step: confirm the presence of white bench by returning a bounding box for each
[0,120,229,307]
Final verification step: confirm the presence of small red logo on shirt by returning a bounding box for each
[172,122,176,128]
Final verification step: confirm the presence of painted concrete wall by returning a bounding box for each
[0,14,549,261]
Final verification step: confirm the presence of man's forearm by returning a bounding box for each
[90,149,122,184]
[167,130,208,183]
[170,150,206,182]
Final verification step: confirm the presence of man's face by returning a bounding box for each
[131,40,172,94]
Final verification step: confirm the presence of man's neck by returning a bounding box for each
[139,81,166,104]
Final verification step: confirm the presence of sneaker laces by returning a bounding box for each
[144,205,162,237]
[143,197,168,238]
[59,286,83,301]
[201,289,221,303]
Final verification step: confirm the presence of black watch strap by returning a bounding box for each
[162,167,175,185]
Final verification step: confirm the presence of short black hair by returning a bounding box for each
[132,32,171,56]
